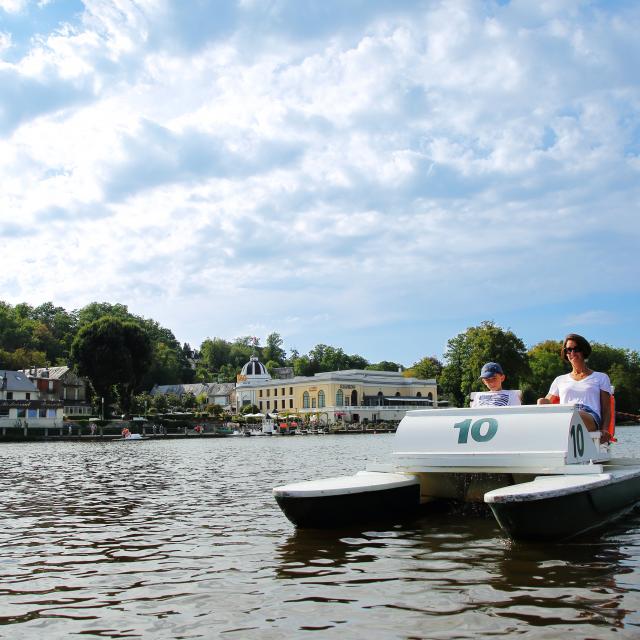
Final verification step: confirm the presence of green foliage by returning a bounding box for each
[263,332,286,364]
[0,347,48,370]
[70,316,152,415]
[440,321,530,407]
[590,344,640,414]
[217,363,238,383]
[265,359,281,374]
[0,301,77,365]
[404,356,442,380]
[241,404,259,415]
[366,361,403,372]
[524,340,566,401]
[306,344,370,373]
[4,298,640,417]
[200,337,232,373]
[205,403,224,417]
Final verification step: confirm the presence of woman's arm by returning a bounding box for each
[600,389,611,441]
[537,394,559,405]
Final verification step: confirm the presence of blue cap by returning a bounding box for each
[480,362,504,379]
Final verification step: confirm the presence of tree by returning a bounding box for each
[525,340,565,401]
[404,356,442,380]
[265,360,282,375]
[70,317,152,416]
[263,332,286,364]
[200,337,232,373]
[440,321,530,407]
[0,347,47,370]
[217,363,238,383]
[367,361,403,372]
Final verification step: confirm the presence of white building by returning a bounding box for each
[234,356,438,423]
[0,370,64,433]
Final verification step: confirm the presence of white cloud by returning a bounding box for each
[0,0,27,14]
[1,0,639,360]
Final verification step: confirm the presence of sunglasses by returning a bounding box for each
[564,346,582,353]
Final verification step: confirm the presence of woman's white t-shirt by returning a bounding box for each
[549,371,612,418]
[471,390,522,407]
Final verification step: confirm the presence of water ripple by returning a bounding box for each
[1,431,640,638]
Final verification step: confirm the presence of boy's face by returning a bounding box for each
[482,373,505,391]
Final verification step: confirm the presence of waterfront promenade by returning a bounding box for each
[0,420,397,442]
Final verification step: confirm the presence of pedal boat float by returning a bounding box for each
[273,405,640,540]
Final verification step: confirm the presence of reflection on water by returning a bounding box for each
[0,430,639,638]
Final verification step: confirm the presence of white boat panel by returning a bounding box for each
[486,466,640,503]
[273,471,419,499]
[393,404,607,471]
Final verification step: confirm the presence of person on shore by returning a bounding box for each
[537,333,612,443]
[471,362,522,407]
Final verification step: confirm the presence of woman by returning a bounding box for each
[537,333,612,443]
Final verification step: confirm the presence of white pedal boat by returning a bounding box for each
[119,432,147,441]
[273,405,640,540]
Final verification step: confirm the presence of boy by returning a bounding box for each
[470,362,522,407]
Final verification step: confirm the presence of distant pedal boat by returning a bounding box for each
[272,405,640,540]
[119,432,146,441]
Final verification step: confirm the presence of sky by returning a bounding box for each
[1,0,639,366]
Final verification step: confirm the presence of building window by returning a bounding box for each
[259,401,263,410]
[274,388,278,396]
[28,409,38,418]
[17,408,26,418]
[289,387,293,395]
[318,390,325,408]
[259,390,263,397]
[6,392,13,400]
[417,392,422,397]
[303,392,310,408]
[48,381,54,391]
[427,392,433,401]
[267,401,270,410]
[267,389,270,397]
[289,399,293,408]
[395,392,401,397]
[0,407,9,416]
[47,409,56,418]
[26,393,30,400]
[282,388,285,396]
[312,398,316,408]
[39,407,47,418]
[336,389,343,406]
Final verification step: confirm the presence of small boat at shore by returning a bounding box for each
[118,432,147,441]
[273,405,640,541]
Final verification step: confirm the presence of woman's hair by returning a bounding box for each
[562,333,592,360]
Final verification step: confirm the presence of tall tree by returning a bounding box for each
[71,317,152,415]
[440,321,530,406]
[263,332,286,365]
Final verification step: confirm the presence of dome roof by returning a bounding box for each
[240,356,270,379]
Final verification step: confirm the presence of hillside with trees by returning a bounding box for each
[1,300,639,415]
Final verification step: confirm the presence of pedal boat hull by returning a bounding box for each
[273,471,421,528]
[486,464,640,540]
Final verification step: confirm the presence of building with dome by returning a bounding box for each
[235,356,272,409]
[234,356,438,423]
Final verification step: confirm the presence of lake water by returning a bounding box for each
[1,428,640,639]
